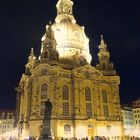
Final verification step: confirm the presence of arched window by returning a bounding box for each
[64,124,71,134]
[106,125,111,133]
[62,102,69,116]
[62,85,69,116]
[86,103,92,116]
[102,90,109,117]
[102,90,108,103]
[85,87,91,101]
[41,84,48,99]
[62,85,69,100]
[41,84,47,93]
[40,102,45,116]
[85,87,92,117]
[103,105,109,117]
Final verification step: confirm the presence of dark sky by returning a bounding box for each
[0,0,140,109]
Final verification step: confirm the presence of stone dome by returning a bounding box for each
[52,20,92,64]
[42,0,92,66]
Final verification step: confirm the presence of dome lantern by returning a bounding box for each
[55,0,76,23]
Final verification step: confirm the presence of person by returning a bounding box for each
[44,99,53,120]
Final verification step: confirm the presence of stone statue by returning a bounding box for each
[39,99,53,140]
[44,99,53,120]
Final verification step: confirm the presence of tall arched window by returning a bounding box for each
[85,87,91,101]
[85,87,92,117]
[62,85,69,100]
[102,90,109,117]
[103,105,109,117]
[41,102,45,116]
[62,85,69,116]
[41,84,48,99]
[102,90,108,103]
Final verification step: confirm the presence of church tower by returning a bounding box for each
[40,21,59,62]
[96,35,116,75]
[16,0,123,139]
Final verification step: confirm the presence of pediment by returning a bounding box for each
[72,65,103,79]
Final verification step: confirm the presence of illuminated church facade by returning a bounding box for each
[16,0,123,139]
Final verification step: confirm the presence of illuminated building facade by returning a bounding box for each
[132,99,140,136]
[16,0,123,139]
[121,106,134,136]
[0,110,15,135]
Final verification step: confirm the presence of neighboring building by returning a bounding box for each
[16,0,123,139]
[0,110,15,135]
[132,99,140,136]
[121,106,134,136]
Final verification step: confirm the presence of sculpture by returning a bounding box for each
[44,99,53,120]
[39,99,53,140]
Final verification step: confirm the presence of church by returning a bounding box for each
[15,0,123,139]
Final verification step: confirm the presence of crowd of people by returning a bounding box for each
[60,136,140,140]
[0,135,139,140]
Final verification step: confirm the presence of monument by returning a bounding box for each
[39,99,53,140]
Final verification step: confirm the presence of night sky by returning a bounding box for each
[0,0,140,109]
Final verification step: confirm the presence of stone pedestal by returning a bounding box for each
[39,120,52,140]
